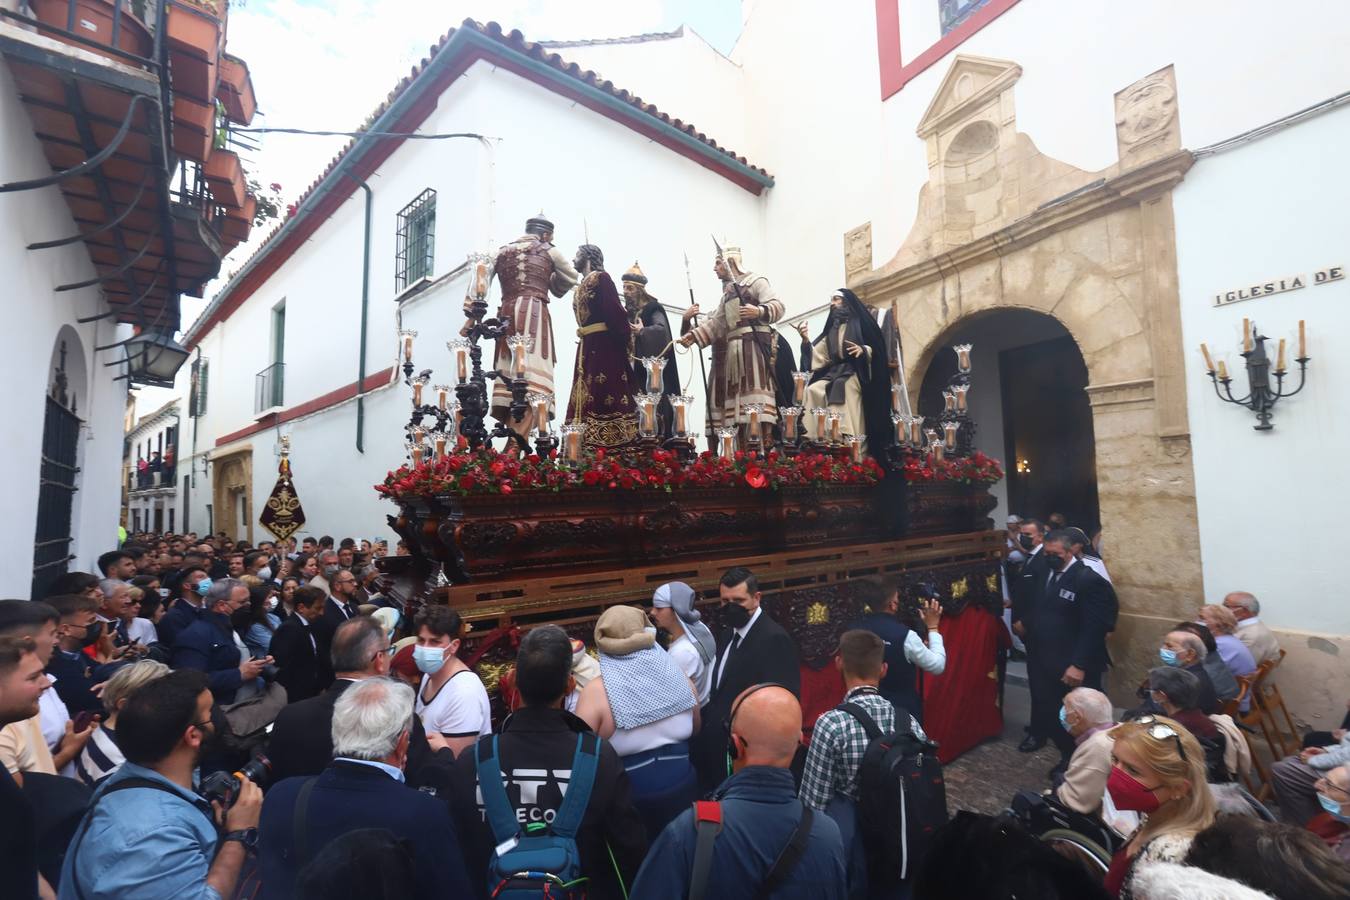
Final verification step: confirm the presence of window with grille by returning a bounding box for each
[395,189,436,293]
[939,0,991,34]
[189,358,208,417]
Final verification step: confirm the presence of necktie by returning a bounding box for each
[115,619,129,645]
[718,633,741,689]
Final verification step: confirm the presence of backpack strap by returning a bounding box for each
[836,701,884,741]
[551,731,600,839]
[688,801,723,900]
[69,777,215,900]
[291,776,319,871]
[474,735,520,845]
[756,804,815,900]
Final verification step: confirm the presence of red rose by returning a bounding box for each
[745,467,767,489]
[458,474,475,490]
[595,448,606,460]
[582,470,601,486]
[500,483,513,495]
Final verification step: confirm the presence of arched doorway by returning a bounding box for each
[917,309,1100,532]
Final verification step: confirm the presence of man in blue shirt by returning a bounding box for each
[60,669,262,899]
[631,684,846,899]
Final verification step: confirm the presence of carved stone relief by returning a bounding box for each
[843,223,872,280]
[1114,65,1180,167]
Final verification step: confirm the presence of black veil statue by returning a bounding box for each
[797,288,893,456]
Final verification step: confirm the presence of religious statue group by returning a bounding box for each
[483,212,900,455]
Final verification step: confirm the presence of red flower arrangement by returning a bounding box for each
[901,450,1005,485]
[375,448,886,500]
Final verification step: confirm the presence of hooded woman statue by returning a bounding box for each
[797,287,893,454]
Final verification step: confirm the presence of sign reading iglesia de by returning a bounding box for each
[1213,264,1343,307]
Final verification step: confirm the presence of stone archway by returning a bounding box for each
[211,447,253,543]
[849,56,1203,701]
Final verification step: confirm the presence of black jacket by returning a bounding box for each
[449,707,648,900]
[269,613,329,703]
[156,597,205,648]
[1010,546,1051,628]
[694,607,801,789]
[321,596,358,632]
[265,679,439,785]
[1023,560,1116,676]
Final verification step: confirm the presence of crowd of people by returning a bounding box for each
[1,527,1348,899]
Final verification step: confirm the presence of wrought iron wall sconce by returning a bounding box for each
[1201,318,1310,431]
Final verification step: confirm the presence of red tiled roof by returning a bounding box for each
[186,19,768,345]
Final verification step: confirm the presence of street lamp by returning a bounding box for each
[124,329,190,387]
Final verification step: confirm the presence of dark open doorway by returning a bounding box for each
[916,310,1100,533]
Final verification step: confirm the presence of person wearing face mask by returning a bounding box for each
[1009,520,1048,718]
[692,566,800,792]
[60,669,264,900]
[171,579,273,706]
[310,550,339,597]
[1310,765,1350,862]
[1020,530,1117,767]
[257,677,472,898]
[576,605,701,837]
[157,566,211,647]
[412,606,491,757]
[1101,716,1215,899]
[239,586,282,659]
[1142,630,1219,716]
[46,594,119,715]
[242,551,275,585]
[1049,687,1118,817]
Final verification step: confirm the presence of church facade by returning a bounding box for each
[177,2,1350,722]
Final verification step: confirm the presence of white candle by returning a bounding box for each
[829,414,841,444]
[674,400,687,435]
[534,396,550,432]
[641,397,656,435]
[412,381,423,406]
[793,372,808,405]
[813,407,827,439]
[436,386,448,410]
[1275,338,1287,373]
[1299,320,1307,359]
[434,434,447,458]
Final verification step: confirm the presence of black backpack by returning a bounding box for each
[836,701,948,886]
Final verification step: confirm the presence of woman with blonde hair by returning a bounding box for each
[1103,715,1216,898]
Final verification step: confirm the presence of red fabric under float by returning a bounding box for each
[922,606,1008,763]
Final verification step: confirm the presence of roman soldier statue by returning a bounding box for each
[623,261,680,439]
[487,213,579,437]
[565,244,638,451]
[795,288,892,454]
[678,241,784,445]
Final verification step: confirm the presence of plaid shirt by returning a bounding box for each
[799,686,927,810]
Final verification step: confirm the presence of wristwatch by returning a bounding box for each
[222,828,259,854]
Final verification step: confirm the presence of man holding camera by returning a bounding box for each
[60,669,262,899]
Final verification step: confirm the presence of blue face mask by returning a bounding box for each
[1318,792,1350,822]
[193,577,213,596]
[1059,706,1071,732]
[1159,647,1181,667]
[412,645,447,675]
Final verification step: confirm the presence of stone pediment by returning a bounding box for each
[916,54,1022,139]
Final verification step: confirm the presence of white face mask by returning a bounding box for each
[265,597,278,612]
[257,566,273,581]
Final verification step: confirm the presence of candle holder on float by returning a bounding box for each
[1201,319,1311,431]
[664,394,697,462]
[635,392,665,453]
[826,412,843,448]
[449,252,531,454]
[805,407,829,454]
[527,392,558,459]
[941,343,977,457]
[741,403,765,454]
[559,423,586,467]
[846,434,864,463]
[716,426,738,459]
[780,406,803,457]
[397,330,455,457]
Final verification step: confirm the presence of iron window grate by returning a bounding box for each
[395,188,437,293]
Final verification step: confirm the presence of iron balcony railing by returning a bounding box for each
[255,361,284,413]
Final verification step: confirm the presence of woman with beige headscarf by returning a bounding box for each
[576,605,700,836]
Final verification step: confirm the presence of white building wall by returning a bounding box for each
[1,63,131,594]
[186,59,766,542]
[551,29,751,159]
[1174,104,1350,636]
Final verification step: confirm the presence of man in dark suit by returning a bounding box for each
[269,585,330,702]
[266,616,437,785]
[692,566,801,791]
[155,566,210,647]
[171,578,270,705]
[320,568,359,631]
[1022,529,1117,767]
[1011,518,1056,751]
[258,677,473,898]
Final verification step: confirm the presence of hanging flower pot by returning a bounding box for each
[204,147,245,209]
[172,94,214,162]
[29,0,153,62]
[218,54,256,125]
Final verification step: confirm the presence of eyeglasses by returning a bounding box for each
[1316,777,1350,800]
[1134,715,1187,763]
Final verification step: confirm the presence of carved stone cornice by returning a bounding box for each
[852,149,1195,302]
[1085,378,1155,408]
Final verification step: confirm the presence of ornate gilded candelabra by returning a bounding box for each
[450,253,533,454]
[940,343,976,458]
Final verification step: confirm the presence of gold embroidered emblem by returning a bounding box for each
[806,602,830,626]
[950,577,969,600]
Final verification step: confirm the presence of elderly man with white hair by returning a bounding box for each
[1052,687,1117,816]
[1223,591,1282,665]
[258,677,472,897]
[1156,629,1220,715]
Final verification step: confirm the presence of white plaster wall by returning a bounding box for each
[552,29,751,158]
[1174,104,1350,636]
[1,64,133,591]
[184,59,766,542]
